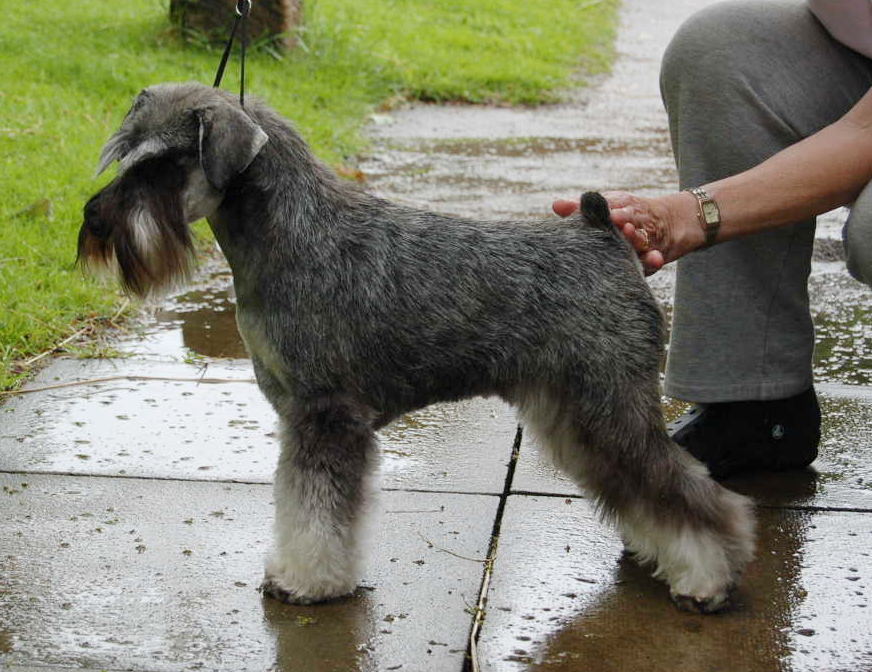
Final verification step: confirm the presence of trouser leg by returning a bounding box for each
[844,180,872,287]
[660,0,872,402]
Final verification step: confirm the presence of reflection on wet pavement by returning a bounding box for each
[0,474,496,671]
[810,268,872,386]
[478,497,872,672]
[155,286,245,359]
[3,0,872,670]
[117,268,246,361]
[0,359,517,494]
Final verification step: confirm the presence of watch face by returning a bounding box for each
[702,201,719,223]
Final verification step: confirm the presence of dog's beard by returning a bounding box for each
[78,158,195,298]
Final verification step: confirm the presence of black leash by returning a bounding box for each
[213,0,252,107]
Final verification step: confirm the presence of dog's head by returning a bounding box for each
[78,83,269,297]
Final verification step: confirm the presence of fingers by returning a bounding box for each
[620,222,649,253]
[552,199,579,217]
[641,249,665,276]
[609,206,636,227]
[555,196,647,251]
[554,192,635,220]
[552,192,666,275]
[621,222,664,275]
[602,193,642,231]
[554,192,633,217]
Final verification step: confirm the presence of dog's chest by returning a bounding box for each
[236,308,292,387]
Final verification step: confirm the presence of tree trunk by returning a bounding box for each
[170,0,301,49]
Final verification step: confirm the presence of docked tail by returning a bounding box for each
[580,191,616,234]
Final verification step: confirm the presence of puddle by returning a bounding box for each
[814,307,872,386]
[810,262,872,386]
[118,268,247,361]
[152,285,245,359]
[479,497,872,672]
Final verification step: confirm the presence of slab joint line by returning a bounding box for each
[465,423,523,671]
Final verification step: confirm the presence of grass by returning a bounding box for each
[0,0,618,389]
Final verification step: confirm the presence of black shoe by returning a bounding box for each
[668,387,821,479]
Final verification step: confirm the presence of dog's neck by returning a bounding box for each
[206,105,367,293]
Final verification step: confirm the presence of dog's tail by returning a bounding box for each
[579,191,619,238]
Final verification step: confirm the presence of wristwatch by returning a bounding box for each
[685,187,721,247]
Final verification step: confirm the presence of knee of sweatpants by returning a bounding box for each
[844,181,872,287]
[660,1,814,106]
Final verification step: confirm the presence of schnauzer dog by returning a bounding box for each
[79,82,755,613]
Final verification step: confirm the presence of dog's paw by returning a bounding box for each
[670,589,732,614]
[259,573,356,605]
[260,576,319,605]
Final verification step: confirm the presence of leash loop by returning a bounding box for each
[213,0,252,107]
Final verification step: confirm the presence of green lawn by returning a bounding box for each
[0,0,618,389]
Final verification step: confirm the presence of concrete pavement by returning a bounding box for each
[3,0,872,670]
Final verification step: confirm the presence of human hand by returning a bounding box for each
[553,191,703,275]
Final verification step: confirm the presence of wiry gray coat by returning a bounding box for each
[80,83,755,613]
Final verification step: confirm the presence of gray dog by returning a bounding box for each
[79,82,754,613]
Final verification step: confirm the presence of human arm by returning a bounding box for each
[555,86,872,274]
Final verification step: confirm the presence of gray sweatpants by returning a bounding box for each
[660,0,872,403]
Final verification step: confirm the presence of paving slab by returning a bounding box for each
[113,263,243,362]
[810,269,872,387]
[353,0,688,363]
[0,358,517,494]
[4,2,872,672]
[360,0,710,223]
[477,495,872,672]
[511,388,872,511]
[0,473,497,672]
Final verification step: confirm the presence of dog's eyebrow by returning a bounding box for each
[95,133,128,176]
[123,89,153,120]
[118,137,170,172]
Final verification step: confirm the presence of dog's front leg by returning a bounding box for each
[261,394,377,604]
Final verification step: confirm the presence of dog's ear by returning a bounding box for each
[196,104,269,190]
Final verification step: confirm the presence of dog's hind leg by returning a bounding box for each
[519,384,755,613]
[261,393,378,604]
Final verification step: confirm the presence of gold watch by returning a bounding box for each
[685,187,721,247]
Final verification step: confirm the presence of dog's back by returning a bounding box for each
[269,189,663,418]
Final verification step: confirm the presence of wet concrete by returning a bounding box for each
[0,358,518,494]
[0,473,497,671]
[810,269,872,386]
[3,0,872,670]
[477,497,872,672]
[111,257,245,362]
